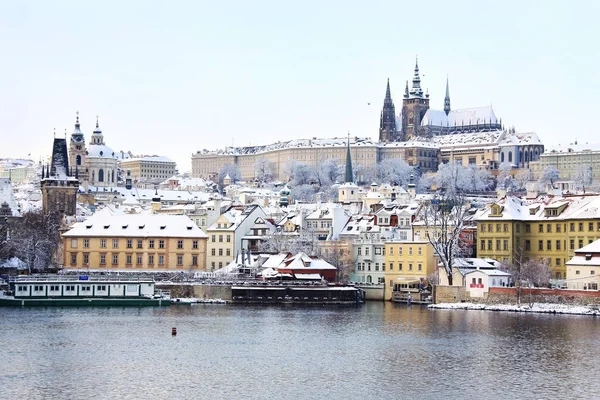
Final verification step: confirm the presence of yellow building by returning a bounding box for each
[206,205,266,270]
[477,195,600,279]
[62,213,207,271]
[384,241,436,300]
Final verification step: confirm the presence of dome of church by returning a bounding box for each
[86,144,118,159]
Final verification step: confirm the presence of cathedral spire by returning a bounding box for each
[379,79,397,142]
[409,57,423,97]
[345,133,354,183]
[385,78,391,101]
[404,80,409,99]
[444,76,451,116]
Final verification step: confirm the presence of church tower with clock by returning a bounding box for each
[69,111,87,181]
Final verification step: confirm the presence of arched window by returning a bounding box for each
[76,155,81,166]
[508,152,512,163]
[112,170,115,182]
[367,275,372,283]
[98,169,104,182]
[501,153,505,163]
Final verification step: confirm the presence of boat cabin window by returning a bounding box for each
[65,285,76,291]
[50,285,59,291]
[17,285,27,291]
[97,285,107,291]
[81,286,91,292]
[33,286,44,291]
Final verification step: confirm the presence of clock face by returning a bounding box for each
[73,135,83,142]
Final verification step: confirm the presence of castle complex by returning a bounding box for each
[190,59,542,183]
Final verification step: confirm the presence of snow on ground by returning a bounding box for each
[429,302,600,316]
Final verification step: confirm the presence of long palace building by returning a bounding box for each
[192,60,544,183]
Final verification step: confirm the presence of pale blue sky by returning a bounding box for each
[1,0,598,172]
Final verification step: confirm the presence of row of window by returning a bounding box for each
[482,238,596,253]
[356,262,423,272]
[211,248,231,257]
[18,285,106,292]
[481,222,600,234]
[387,247,423,256]
[211,234,231,243]
[72,239,200,250]
[70,253,199,267]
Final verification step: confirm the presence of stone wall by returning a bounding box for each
[355,285,385,301]
[156,283,232,301]
[433,286,470,304]
[485,287,600,306]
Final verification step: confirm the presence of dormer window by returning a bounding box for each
[122,225,128,229]
[490,204,503,217]
[139,225,145,229]
[529,206,540,215]
[586,254,593,261]
[85,224,92,229]
[160,225,166,230]
[103,225,110,229]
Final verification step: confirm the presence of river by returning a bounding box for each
[0,302,597,400]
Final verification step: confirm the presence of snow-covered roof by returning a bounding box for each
[433,130,503,148]
[62,213,207,238]
[83,186,211,204]
[87,144,119,159]
[281,252,337,271]
[421,106,498,127]
[477,195,600,222]
[544,142,600,154]
[498,132,542,146]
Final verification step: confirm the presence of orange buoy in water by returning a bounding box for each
[172,327,177,336]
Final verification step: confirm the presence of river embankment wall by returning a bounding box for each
[156,283,233,301]
[433,286,600,305]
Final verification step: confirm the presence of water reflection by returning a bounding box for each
[0,304,598,400]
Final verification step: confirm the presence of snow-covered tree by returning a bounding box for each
[374,158,414,186]
[435,163,491,195]
[573,165,592,193]
[254,158,275,184]
[314,158,342,187]
[290,184,316,202]
[515,169,532,191]
[496,162,519,192]
[218,164,241,187]
[537,166,559,191]
[285,161,314,186]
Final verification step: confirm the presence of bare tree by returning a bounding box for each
[522,258,551,307]
[420,192,470,286]
[319,242,353,282]
[9,210,62,273]
[501,239,527,305]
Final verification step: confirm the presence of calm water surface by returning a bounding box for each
[0,302,598,400]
